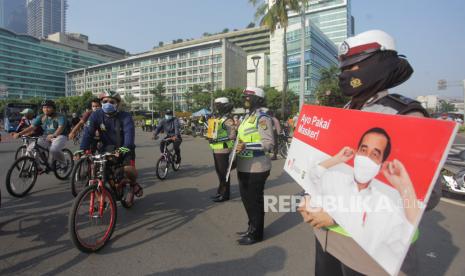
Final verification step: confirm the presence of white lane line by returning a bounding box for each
[440,198,465,207]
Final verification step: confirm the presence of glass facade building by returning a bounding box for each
[0,0,27,34]
[0,28,115,99]
[286,21,338,102]
[66,39,247,111]
[288,0,354,46]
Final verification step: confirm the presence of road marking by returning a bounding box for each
[440,198,465,207]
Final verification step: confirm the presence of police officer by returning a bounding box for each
[209,97,236,202]
[235,87,275,245]
[298,30,441,275]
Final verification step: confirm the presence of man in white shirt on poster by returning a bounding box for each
[304,127,422,275]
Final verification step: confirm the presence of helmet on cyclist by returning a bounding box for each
[98,90,121,102]
[41,99,56,109]
[242,87,265,110]
[164,109,173,120]
[338,30,396,69]
[214,97,233,115]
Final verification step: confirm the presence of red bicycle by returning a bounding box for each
[68,150,134,253]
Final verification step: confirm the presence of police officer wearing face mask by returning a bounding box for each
[299,30,442,276]
[235,87,275,245]
[209,97,237,202]
[153,109,182,163]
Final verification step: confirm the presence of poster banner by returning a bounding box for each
[284,104,457,275]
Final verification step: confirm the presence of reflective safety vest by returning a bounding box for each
[237,113,265,158]
[209,117,234,150]
[145,119,152,125]
[326,221,420,243]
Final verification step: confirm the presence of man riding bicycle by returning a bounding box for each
[13,100,69,171]
[153,109,182,164]
[69,98,102,151]
[78,90,142,202]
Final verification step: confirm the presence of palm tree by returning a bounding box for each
[250,0,300,119]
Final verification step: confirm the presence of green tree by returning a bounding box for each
[438,100,456,113]
[192,84,211,110]
[250,0,300,119]
[314,66,349,107]
[150,83,171,113]
[124,94,137,111]
[265,87,299,119]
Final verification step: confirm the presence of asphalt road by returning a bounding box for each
[0,130,464,275]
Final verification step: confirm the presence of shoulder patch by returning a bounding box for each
[259,119,268,130]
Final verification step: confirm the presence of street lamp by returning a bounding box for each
[251,55,261,87]
[202,88,213,112]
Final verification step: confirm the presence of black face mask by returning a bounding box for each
[338,52,413,109]
[215,103,232,116]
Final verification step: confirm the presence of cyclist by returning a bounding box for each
[153,109,182,164]
[71,113,80,129]
[78,90,142,202]
[13,100,69,171]
[15,108,35,133]
[69,98,102,151]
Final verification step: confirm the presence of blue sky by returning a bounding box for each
[67,0,465,99]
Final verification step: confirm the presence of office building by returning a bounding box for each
[0,0,27,34]
[67,38,247,111]
[27,0,67,38]
[0,27,121,99]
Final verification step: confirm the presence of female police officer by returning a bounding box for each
[235,87,275,245]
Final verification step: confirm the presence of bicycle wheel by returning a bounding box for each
[279,142,289,159]
[6,156,38,197]
[15,145,27,160]
[69,184,117,253]
[54,149,74,180]
[71,157,91,197]
[172,153,181,171]
[156,156,169,180]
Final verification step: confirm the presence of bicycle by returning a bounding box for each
[155,137,181,180]
[5,136,74,197]
[73,130,81,145]
[278,133,291,159]
[14,135,30,160]
[70,151,92,197]
[68,150,134,253]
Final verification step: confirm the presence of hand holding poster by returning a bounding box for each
[285,105,457,275]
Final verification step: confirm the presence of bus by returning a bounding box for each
[3,103,38,133]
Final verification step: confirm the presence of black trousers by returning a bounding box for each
[315,237,365,276]
[238,171,270,240]
[160,139,182,161]
[213,153,230,197]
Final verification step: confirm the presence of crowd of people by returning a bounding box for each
[3,29,448,275]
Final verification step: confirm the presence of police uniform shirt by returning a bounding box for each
[236,108,275,173]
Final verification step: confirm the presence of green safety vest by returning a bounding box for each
[327,223,420,243]
[237,113,263,158]
[210,117,234,150]
[145,119,152,125]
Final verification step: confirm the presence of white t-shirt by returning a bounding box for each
[308,164,414,275]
